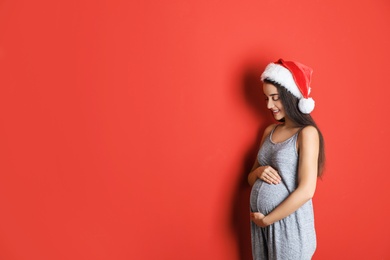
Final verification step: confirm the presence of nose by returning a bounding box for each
[267,99,275,109]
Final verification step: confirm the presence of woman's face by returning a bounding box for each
[263,82,285,121]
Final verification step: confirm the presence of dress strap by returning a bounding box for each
[268,124,280,141]
[270,124,280,135]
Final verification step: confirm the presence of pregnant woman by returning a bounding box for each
[248,59,325,260]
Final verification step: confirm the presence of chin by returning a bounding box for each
[273,113,284,121]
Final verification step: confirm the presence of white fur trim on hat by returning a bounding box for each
[261,63,302,98]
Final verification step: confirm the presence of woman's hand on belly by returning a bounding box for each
[250,212,270,227]
[256,165,281,185]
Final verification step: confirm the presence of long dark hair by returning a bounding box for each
[264,79,325,177]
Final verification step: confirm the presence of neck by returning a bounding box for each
[282,117,298,129]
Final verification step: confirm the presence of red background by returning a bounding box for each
[1,0,390,259]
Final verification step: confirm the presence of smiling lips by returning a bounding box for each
[271,109,280,114]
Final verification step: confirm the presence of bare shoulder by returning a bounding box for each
[298,125,319,146]
[300,125,319,137]
[259,124,277,147]
[263,124,277,137]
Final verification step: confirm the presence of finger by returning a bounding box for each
[268,173,281,184]
[266,170,281,183]
[264,167,281,181]
[267,169,281,180]
[265,175,278,184]
[263,174,273,184]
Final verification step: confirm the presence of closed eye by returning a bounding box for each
[265,94,280,101]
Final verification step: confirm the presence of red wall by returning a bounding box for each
[1,0,390,259]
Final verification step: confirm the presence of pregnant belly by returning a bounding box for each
[250,179,290,214]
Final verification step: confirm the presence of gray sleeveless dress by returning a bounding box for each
[250,126,316,260]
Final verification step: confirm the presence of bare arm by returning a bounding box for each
[251,126,319,226]
[248,124,281,186]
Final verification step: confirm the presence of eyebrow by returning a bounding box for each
[264,93,279,96]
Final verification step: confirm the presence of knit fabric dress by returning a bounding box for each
[250,126,316,260]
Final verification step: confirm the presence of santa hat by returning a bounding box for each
[261,58,315,114]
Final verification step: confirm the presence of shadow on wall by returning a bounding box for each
[231,63,273,260]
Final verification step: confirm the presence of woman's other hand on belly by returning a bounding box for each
[250,212,270,227]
